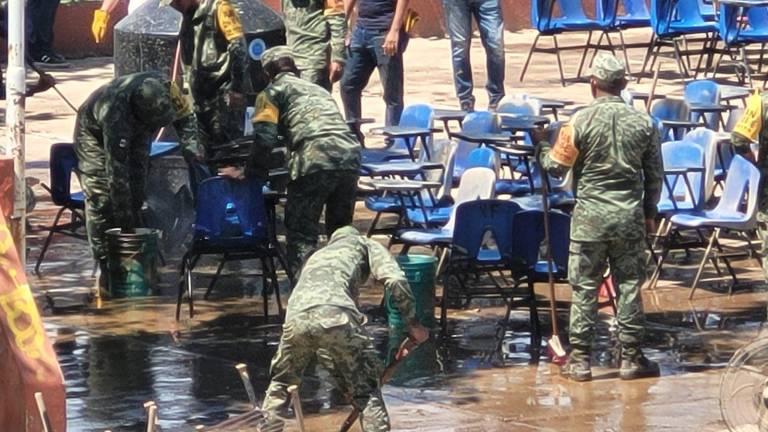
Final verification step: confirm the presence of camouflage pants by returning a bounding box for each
[285,170,358,275]
[261,306,389,432]
[568,239,647,360]
[195,94,245,159]
[758,210,768,281]
[299,67,332,92]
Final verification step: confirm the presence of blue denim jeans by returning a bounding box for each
[341,26,408,126]
[443,0,506,109]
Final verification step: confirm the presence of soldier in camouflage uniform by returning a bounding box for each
[537,53,663,381]
[222,46,361,275]
[161,0,248,162]
[74,72,203,291]
[731,91,768,281]
[282,0,347,91]
[260,225,429,432]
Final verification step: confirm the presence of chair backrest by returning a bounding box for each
[451,200,522,263]
[725,107,745,132]
[651,98,690,140]
[453,111,497,181]
[465,147,501,176]
[531,0,556,31]
[675,0,710,25]
[748,7,768,29]
[713,155,760,224]
[683,127,718,201]
[621,0,650,18]
[697,0,715,18]
[596,0,620,25]
[391,104,435,152]
[49,143,79,206]
[445,167,497,231]
[718,2,742,45]
[194,176,268,240]
[511,209,571,273]
[684,80,721,129]
[558,0,589,20]
[660,140,706,211]
[650,0,675,36]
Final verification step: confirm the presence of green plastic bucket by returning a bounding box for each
[105,228,159,298]
[386,254,437,329]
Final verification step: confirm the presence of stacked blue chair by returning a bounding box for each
[35,143,87,274]
[698,0,716,21]
[684,128,719,203]
[439,200,541,346]
[714,4,768,85]
[175,176,284,321]
[640,0,719,81]
[684,80,722,130]
[651,98,694,140]
[615,0,651,28]
[452,111,498,185]
[669,156,762,298]
[361,104,434,163]
[520,0,622,86]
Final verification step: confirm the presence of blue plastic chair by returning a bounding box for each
[614,0,651,28]
[684,127,719,202]
[521,0,622,86]
[361,104,435,163]
[651,98,693,140]
[684,79,722,130]
[35,143,87,274]
[176,176,284,320]
[714,4,768,84]
[453,111,498,184]
[440,199,540,343]
[669,156,762,297]
[657,140,706,216]
[698,0,716,21]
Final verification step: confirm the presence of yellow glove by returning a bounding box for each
[91,9,110,44]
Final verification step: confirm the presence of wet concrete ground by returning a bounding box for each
[6,29,768,431]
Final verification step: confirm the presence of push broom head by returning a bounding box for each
[548,336,568,366]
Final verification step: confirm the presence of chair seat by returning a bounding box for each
[192,235,272,254]
[67,192,86,209]
[365,196,402,213]
[397,228,452,245]
[670,211,754,230]
[477,249,502,262]
[616,16,650,27]
[406,206,451,226]
[552,18,603,31]
[733,31,768,44]
[361,148,411,163]
[668,22,718,34]
[495,179,532,196]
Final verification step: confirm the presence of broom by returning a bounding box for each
[538,146,568,365]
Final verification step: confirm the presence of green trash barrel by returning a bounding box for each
[105,228,159,298]
[386,254,437,329]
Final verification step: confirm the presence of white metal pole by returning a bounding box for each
[5,0,26,263]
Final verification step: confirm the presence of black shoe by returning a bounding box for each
[619,354,660,380]
[33,53,71,70]
[560,357,592,382]
[460,100,475,113]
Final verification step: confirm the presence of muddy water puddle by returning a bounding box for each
[52,302,766,431]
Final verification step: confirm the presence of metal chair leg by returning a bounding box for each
[689,228,719,299]
[34,207,65,275]
[260,258,270,320]
[204,255,228,300]
[175,254,188,321]
[552,35,567,87]
[268,257,284,318]
[519,33,541,82]
[576,31,595,79]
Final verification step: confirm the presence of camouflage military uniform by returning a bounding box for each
[74,72,202,262]
[250,47,361,274]
[540,57,662,362]
[261,226,416,432]
[173,0,249,159]
[282,0,347,90]
[732,91,768,280]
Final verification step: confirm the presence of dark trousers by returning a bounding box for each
[28,0,61,59]
[443,0,505,109]
[340,26,408,127]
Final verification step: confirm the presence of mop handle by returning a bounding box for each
[537,147,560,336]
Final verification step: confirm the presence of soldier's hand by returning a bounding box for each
[228,91,245,110]
[530,126,549,145]
[329,61,344,83]
[645,218,657,235]
[382,29,399,56]
[218,166,245,180]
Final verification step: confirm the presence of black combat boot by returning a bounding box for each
[619,347,660,380]
[560,348,592,382]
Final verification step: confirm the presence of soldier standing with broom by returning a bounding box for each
[534,53,663,382]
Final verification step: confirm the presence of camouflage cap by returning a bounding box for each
[260,45,294,66]
[132,76,175,127]
[590,52,626,84]
[329,225,360,242]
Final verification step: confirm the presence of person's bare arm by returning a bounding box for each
[382,0,409,56]
[344,0,358,21]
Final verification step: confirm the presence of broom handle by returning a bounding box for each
[537,151,560,337]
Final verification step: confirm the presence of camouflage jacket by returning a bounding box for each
[282,0,347,71]
[74,72,201,221]
[248,72,361,180]
[179,0,249,102]
[731,91,768,210]
[540,95,663,241]
[285,229,417,324]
